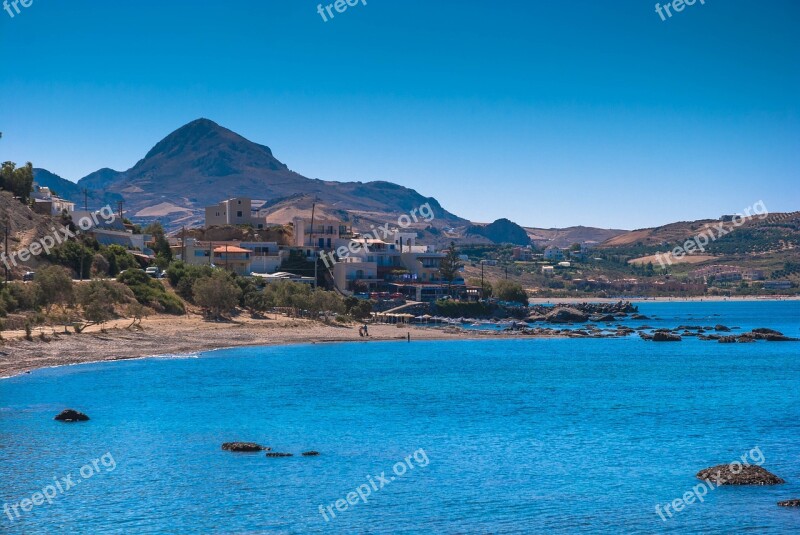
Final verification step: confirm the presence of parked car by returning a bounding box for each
[22,271,35,281]
[145,267,161,278]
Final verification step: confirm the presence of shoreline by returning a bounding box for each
[2,297,795,379]
[0,314,494,380]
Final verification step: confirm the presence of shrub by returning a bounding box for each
[494,280,529,305]
[117,269,185,314]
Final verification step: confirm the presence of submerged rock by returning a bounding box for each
[778,499,800,507]
[696,465,785,485]
[302,451,320,457]
[715,325,731,332]
[222,442,266,452]
[719,336,738,343]
[266,452,293,457]
[54,409,90,422]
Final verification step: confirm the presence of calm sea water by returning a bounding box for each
[1,301,799,534]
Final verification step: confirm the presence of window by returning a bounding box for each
[237,211,243,217]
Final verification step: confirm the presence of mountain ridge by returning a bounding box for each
[33,118,465,230]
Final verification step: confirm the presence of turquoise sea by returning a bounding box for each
[1,301,799,534]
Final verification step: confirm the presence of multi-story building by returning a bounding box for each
[544,246,565,261]
[292,217,353,248]
[172,238,285,275]
[31,186,76,216]
[205,197,265,229]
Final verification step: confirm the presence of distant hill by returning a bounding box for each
[35,118,466,231]
[467,218,531,245]
[525,225,627,249]
[32,168,121,209]
[599,212,800,254]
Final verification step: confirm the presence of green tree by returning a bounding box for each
[33,266,74,314]
[0,161,34,202]
[438,241,463,296]
[145,222,173,263]
[494,280,528,305]
[193,271,241,320]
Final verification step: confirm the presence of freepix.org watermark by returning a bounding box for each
[319,203,435,269]
[316,0,367,23]
[3,0,35,19]
[655,200,768,268]
[655,446,765,521]
[1,206,116,272]
[655,0,706,22]
[3,452,117,523]
[318,448,429,523]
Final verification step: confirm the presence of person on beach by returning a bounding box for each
[358,326,364,337]
[363,324,369,337]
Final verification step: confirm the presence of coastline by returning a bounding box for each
[0,314,490,379]
[2,297,795,379]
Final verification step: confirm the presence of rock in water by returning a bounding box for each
[546,308,588,323]
[54,409,90,422]
[222,442,265,452]
[696,465,785,485]
[266,452,293,457]
[653,331,682,342]
[778,499,800,507]
[752,328,783,336]
[302,451,320,457]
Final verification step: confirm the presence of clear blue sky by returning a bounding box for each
[1,0,798,229]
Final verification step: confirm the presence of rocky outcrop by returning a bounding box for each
[653,331,682,342]
[719,336,738,343]
[740,330,798,342]
[696,465,785,485]
[545,308,588,323]
[715,325,731,332]
[222,442,267,452]
[54,409,90,422]
[589,314,616,322]
[778,499,800,507]
[752,328,783,336]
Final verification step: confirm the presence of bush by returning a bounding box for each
[494,280,529,305]
[166,261,214,302]
[117,269,185,314]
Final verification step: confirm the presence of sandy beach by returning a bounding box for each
[0,313,481,379]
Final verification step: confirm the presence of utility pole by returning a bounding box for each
[309,202,317,288]
[481,261,484,300]
[117,200,124,221]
